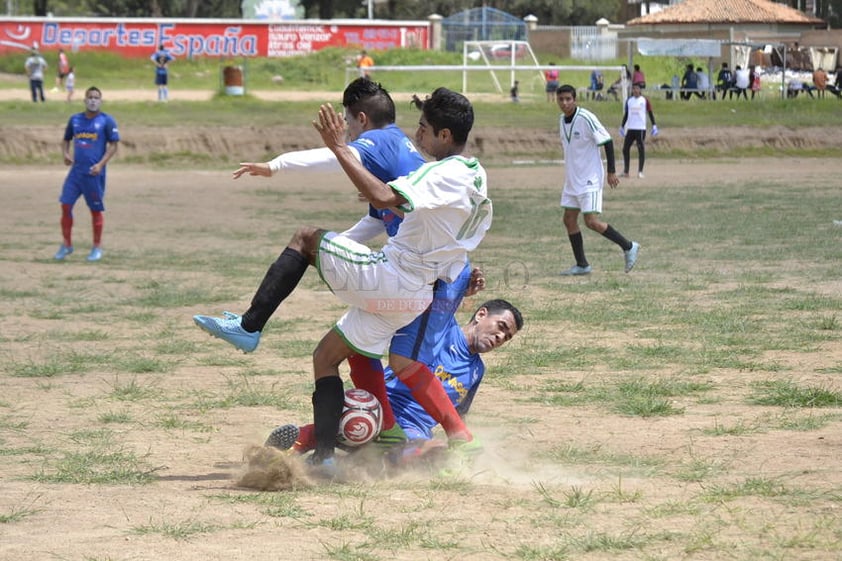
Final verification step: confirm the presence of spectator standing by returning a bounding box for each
[588,69,604,100]
[620,83,658,179]
[65,66,75,102]
[544,62,560,102]
[733,65,750,99]
[54,86,120,262]
[716,62,734,100]
[24,47,48,102]
[151,44,174,102]
[53,48,70,92]
[749,66,762,99]
[357,50,374,79]
[813,67,828,98]
[510,80,520,103]
[632,64,646,88]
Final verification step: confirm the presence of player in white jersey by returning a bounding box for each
[222,87,491,471]
[620,83,658,179]
[555,84,639,276]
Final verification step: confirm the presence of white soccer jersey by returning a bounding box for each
[625,96,650,131]
[559,107,611,195]
[386,156,491,284]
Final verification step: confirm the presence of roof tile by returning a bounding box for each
[627,0,824,25]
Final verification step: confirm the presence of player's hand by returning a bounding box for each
[89,162,103,176]
[619,126,625,137]
[233,162,271,179]
[607,172,620,189]
[313,103,347,153]
[465,267,486,297]
[651,125,659,137]
[63,154,73,166]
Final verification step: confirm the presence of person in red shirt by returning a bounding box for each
[53,48,70,92]
[544,62,559,102]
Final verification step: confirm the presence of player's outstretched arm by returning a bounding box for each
[232,162,271,179]
[233,146,361,180]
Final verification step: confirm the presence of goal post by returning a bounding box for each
[460,40,625,100]
[462,40,544,94]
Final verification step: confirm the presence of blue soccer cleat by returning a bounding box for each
[305,454,340,481]
[87,247,103,262]
[54,245,74,260]
[193,311,260,353]
[559,264,592,276]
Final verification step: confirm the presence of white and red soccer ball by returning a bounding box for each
[337,388,383,447]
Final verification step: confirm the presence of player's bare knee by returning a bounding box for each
[289,226,323,258]
[583,215,603,231]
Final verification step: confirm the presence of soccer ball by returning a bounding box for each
[337,388,383,447]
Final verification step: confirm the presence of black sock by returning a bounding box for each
[311,376,344,462]
[601,225,632,251]
[569,232,588,267]
[241,248,309,333]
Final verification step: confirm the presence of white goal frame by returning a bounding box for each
[462,40,544,94]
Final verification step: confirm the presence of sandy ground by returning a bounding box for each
[2,156,842,560]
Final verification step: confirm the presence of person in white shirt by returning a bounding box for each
[24,47,48,102]
[555,84,639,276]
[734,65,750,100]
[64,67,75,102]
[696,67,710,99]
[620,83,658,179]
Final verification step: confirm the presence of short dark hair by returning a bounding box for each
[556,84,577,98]
[411,87,474,145]
[342,78,396,127]
[85,86,102,97]
[474,299,524,331]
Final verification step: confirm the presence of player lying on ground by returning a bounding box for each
[196,87,492,472]
[266,298,523,466]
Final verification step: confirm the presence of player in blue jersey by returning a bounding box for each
[266,296,523,463]
[151,44,174,102]
[195,78,488,449]
[229,77,424,240]
[54,86,120,262]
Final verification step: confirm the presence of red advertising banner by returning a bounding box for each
[0,17,429,58]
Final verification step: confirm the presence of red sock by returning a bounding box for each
[60,204,73,246]
[348,353,397,429]
[91,210,103,247]
[395,361,471,441]
[294,424,316,453]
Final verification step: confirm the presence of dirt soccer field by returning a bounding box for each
[2,148,842,560]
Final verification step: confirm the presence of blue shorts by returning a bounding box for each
[155,71,168,86]
[60,171,105,211]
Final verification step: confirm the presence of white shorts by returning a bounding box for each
[316,232,433,358]
[561,187,603,214]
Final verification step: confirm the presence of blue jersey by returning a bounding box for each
[152,49,173,75]
[64,112,120,177]
[385,318,484,441]
[350,124,424,237]
[386,263,480,440]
